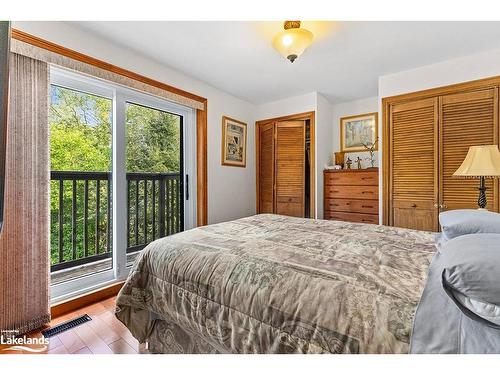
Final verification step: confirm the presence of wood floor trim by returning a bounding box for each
[51,282,124,319]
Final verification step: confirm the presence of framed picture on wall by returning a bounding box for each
[340,112,378,152]
[221,116,247,167]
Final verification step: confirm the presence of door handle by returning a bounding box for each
[185,174,189,200]
[434,203,447,209]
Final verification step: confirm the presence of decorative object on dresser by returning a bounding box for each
[334,151,345,169]
[355,156,362,169]
[221,116,247,167]
[324,168,379,224]
[340,112,378,153]
[363,137,378,168]
[453,145,500,209]
[345,157,352,169]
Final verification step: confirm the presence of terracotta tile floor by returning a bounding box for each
[1,297,146,354]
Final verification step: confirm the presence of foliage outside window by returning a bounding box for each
[49,86,181,267]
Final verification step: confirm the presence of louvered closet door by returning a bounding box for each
[391,98,439,231]
[258,122,275,213]
[275,121,305,217]
[440,88,499,212]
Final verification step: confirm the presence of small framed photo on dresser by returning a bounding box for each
[340,112,378,153]
[221,116,247,167]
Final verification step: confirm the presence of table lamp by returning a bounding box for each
[453,145,500,209]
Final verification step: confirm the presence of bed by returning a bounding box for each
[115,214,436,353]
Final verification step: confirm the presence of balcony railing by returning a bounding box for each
[50,171,183,272]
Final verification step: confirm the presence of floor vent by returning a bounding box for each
[41,314,92,338]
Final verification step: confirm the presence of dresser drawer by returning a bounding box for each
[324,198,379,214]
[324,171,378,186]
[325,185,379,200]
[325,211,379,224]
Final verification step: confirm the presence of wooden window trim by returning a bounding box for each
[12,29,208,226]
[50,282,124,317]
[382,75,500,225]
[255,111,316,218]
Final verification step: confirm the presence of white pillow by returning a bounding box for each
[439,209,500,243]
[441,233,500,328]
[454,291,500,326]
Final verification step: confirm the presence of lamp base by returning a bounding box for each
[478,176,487,209]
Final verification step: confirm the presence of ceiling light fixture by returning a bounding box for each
[272,21,314,63]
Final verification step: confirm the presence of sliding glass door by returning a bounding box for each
[49,66,196,302]
[49,80,114,286]
[125,102,184,266]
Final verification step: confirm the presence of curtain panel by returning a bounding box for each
[0,53,50,336]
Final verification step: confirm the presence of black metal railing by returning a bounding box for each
[50,171,182,272]
[126,172,183,253]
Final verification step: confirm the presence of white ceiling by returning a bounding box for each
[71,21,500,105]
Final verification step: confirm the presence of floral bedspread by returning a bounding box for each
[115,214,435,353]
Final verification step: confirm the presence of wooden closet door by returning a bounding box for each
[390,98,439,231]
[440,88,499,212]
[275,121,305,217]
[258,122,275,213]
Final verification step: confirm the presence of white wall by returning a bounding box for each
[379,47,500,98]
[331,96,379,169]
[315,93,333,219]
[255,92,317,120]
[14,21,257,225]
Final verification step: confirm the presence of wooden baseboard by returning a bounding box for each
[51,282,124,319]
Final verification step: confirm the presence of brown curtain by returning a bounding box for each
[0,53,50,336]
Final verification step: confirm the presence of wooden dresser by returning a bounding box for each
[324,168,379,224]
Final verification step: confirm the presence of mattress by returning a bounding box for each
[115,214,435,353]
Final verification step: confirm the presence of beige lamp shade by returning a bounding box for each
[453,145,500,178]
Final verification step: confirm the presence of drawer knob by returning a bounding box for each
[411,203,417,208]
